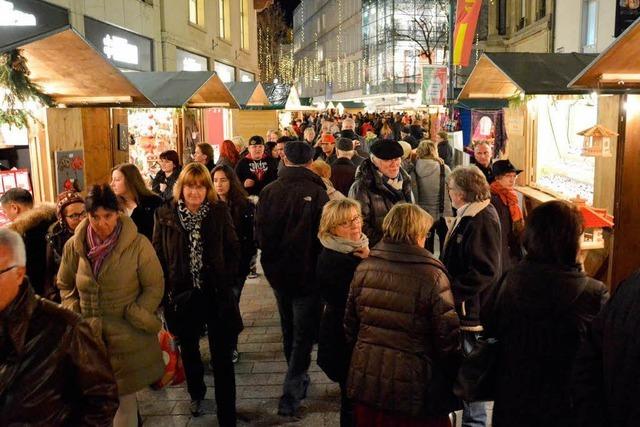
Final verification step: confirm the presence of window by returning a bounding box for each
[239,69,255,82]
[214,61,235,82]
[582,0,597,50]
[497,0,507,35]
[240,0,250,50]
[188,0,204,26]
[219,0,231,39]
[536,0,546,20]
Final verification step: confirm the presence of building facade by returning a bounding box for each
[553,0,616,54]
[42,0,259,81]
[483,0,553,53]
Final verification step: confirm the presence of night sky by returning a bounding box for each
[280,0,300,26]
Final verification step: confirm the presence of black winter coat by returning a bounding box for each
[226,198,256,279]
[151,167,181,202]
[152,201,242,337]
[316,248,362,382]
[483,260,608,427]
[490,193,523,274]
[0,282,119,426]
[348,158,413,247]
[438,141,453,169]
[255,167,329,296]
[130,193,163,241]
[572,269,640,427]
[44,221,74,302]
[330,157,357,196]
[344,241,461,417]
[440,200,501,328]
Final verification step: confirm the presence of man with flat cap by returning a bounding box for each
[255,141,330,418]
[349,139,414,246]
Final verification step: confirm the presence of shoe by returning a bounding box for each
[247,271,258,279]
[301,375,310,400]
[232,349,239,364]
[190,399,202,417]
[277,397,297,417]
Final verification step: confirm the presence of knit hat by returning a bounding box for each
[56,191,84,222]
[370,139,404,160]
[398,140,412,160]
[321,133,336,144]
[284,141,315,165]
[336,137,354,151]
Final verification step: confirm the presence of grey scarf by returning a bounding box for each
[319,233,369,254]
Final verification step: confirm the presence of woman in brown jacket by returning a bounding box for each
[344,203,461,427]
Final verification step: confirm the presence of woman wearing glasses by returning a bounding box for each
[45,191,86,302]
[316,198,369,426]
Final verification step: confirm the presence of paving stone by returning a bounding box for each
[142,415,189,426]
[139,400,176,416]
[252,361,289,373]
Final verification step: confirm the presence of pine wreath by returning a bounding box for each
[0,49,55,129]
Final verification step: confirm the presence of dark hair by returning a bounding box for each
[196,143,214,162]
[276,136,295,144]
[0,188,33,207]
[85,184,119,213]
[159,150,180,169]
[211,165,248,205]
[111,163,156,203]
[524,200,584,266]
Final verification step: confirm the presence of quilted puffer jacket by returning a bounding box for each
[344,241,462,418]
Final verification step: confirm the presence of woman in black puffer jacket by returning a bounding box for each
[316,198,370,427]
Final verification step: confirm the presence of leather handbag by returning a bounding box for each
[453,336,499,402]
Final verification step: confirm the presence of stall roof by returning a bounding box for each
[126,72,239,108]
[4,28,151,106]
[458,53,597,99]
[338,101,366,109]
[569,18,640,90]
[224,82,271,108]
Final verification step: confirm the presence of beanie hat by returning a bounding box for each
[56,191,84,222]
[370,139,404,160]
[284,141,315,165]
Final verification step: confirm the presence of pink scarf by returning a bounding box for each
[86,221,122,278]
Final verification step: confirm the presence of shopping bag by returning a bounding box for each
[151,327,186,389]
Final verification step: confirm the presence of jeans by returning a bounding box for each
[461,331,487,427]
[273,289,320,412]
[179,314,237,426]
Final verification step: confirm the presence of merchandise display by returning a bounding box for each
[128,109,177,184]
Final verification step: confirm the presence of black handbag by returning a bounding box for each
[453,336,499,402]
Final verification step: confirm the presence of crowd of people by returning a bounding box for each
[0,110,638,427]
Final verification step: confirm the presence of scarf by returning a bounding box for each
[177,199,211,289]
[490,180,524,225]
[320,232,369,255]
[86,220,122,278]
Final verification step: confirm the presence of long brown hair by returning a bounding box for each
[111,163,156,203]
[211,165,248,206]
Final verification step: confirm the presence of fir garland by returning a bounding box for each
[0,49,55,129]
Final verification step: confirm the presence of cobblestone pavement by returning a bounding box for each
[137,267,340,426]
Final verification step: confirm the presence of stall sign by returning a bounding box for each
[84,16,153,72]
[176,48,208,72]
[0,0,68,51]
[421,65,448,106]
[615,1,640,37]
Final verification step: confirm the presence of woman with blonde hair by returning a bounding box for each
[344,203,461,426]
[111,163,162,241]
[316,198,369,426]
[310,159,345,200]
[153,162,241,424]
[412,140,453,253]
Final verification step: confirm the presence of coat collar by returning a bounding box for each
[8,204,57,235]
[357,158,412,198]
[372,240,445,269]
[0,281,37,357]
[278,166,327,188]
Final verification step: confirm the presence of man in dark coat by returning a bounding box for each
[1,188,57,299]
[349,140,413,247]
[338,117,367,155]
[331,138,360,196]
[572,269,640,427]
[255,141,330,417]
[471,141,494,183]
[437,131,454,169]
[401,126,419,149]
[440,165,502,427]
[0,228,119,425]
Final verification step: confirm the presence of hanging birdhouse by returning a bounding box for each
[577,124,617,157]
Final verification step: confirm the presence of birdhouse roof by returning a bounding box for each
[577,124,619,137]
[580,205,614,228]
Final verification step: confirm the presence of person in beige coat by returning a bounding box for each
[57,184,164,427]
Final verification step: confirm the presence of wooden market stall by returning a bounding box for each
[458,52,618,282]
[569,18,640,288]
[1,26,153,203]
[225,82,274,143]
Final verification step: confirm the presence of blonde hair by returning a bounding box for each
[232,136,246,152]
[416,140,440,160]
[173,162,218,204]
[382,203,433,245]
[318,198,362,240]
[310,159,332,179]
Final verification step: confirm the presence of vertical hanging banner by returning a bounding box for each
[453,0,483,66]
[422,65,448,105]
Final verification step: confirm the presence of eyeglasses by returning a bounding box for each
[338,215,362,227]
[0,265,17,276]
[67,211,87,220]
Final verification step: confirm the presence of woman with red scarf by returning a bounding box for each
[490,160,525,274]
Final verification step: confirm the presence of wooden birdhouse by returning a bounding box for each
[571,196,614,250]
[577,124,617,157]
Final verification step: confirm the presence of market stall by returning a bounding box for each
[568,18,640,288]
[263,84,318,131]
[458,52,617,282]
[123,71,239,182]
[225,82,273,143]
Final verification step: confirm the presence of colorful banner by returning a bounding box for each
[421,65,448,105]
[453,0,483,66]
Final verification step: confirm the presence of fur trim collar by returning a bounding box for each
[8,203,57,235]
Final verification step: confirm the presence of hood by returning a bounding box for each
[414,158,442,178]
[8,203,57,235]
